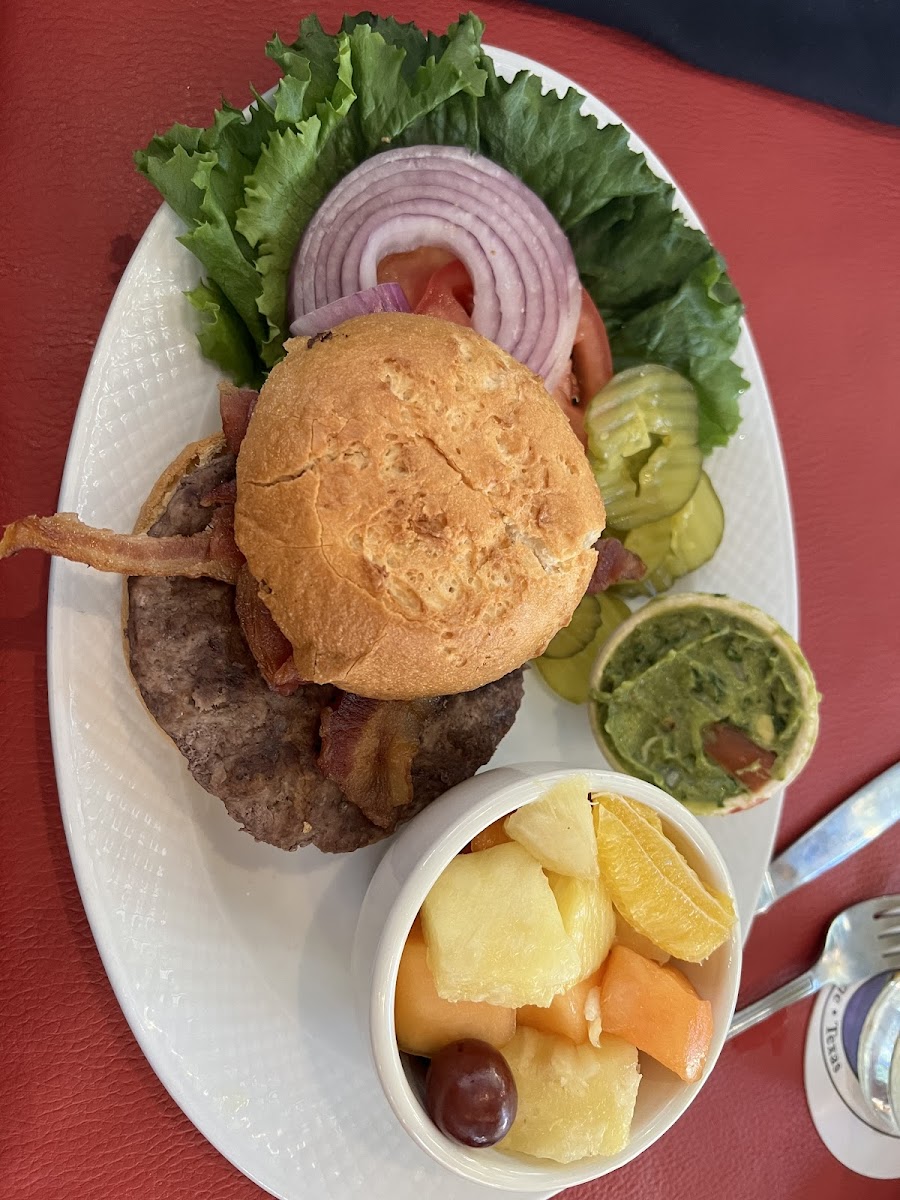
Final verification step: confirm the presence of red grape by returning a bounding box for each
[425,1039,517,1147]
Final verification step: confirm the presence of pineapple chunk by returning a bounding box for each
[615,913,670,964]
[422,843,580,1007]
[499,1027,640,1162]
[549,871,616,982]
[505,776,598,879]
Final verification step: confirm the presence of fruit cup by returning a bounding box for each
[351,764,742,1191]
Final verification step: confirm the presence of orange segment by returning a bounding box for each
[619,797,663,832]
[469,816,513,852]
[614,913,670,964]
[593,795,735,961]
[596,792,733,922]
[597,944,713,1083]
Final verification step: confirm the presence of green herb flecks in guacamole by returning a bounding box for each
[592,605,806,810]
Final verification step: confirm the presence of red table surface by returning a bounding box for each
[2,2,899,1197]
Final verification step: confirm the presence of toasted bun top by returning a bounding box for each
[234,313,605,699]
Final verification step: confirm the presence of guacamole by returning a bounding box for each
[591,602,810,811]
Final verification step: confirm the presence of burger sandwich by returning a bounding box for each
[2,313,608,852]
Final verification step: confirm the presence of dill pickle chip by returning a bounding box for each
[617,472,725,597]
[535,595,630,703]
[585,365,702,530]
[668,472,724,578]
[541,596,605,660]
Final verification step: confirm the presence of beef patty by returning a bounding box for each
[126,453,525,853]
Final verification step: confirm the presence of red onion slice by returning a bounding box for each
[289,147,581,391]
[352,205,519,345]
[287,284,410,338]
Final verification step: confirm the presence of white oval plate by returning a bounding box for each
[46,46,796,1200]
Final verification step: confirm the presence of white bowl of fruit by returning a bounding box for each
[351,764,741,1190]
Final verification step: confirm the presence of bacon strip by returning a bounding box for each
[199,479,238,508]
[219,383,259,455]
[271,656,305,692]
[234,564,301,696]
[0,505,244,583]
[207,506,244,573]
[586,537,646,593]
[318,694,438,827]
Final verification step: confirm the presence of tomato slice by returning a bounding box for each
[551,289,614,445]
[551,364,585,445]
[377,249,474,327]
[376,248,457,310]
[414,259,474,327]
[702,722,777,792]
[571,287,614,406]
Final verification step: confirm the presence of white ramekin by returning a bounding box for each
[351,762,741,1191]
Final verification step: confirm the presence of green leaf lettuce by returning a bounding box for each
[135,11,746,452]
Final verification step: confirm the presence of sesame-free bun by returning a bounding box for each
[234,313,605,699]
[131,435,228,535]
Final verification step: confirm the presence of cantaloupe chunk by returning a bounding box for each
[422,842,580,1007]
[394,920,516,1056]
[469,816,513,852]
[597,944,713,1083]
[517,969,603,1044]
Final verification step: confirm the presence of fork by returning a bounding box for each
[728,895,900,1039]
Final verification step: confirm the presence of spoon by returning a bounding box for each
[729,895,900,1038]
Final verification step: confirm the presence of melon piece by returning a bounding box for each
[517,969,602,1045]
[422,842,580,1007]
[499,1027,640,1162]
[469,816,513,852]
[597,944,714,1083]
[614,913,670,964]
[394,919,515,1056]
[549,871,616,982]
[505,775,598,879]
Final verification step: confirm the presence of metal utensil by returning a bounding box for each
[858,973,900,1135]
[755,761,900,915]
[729,895,900,1038]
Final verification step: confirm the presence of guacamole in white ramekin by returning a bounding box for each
[589,593,819,813]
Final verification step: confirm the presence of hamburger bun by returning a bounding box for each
[131,434,229,535]
[235,313,606,700]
